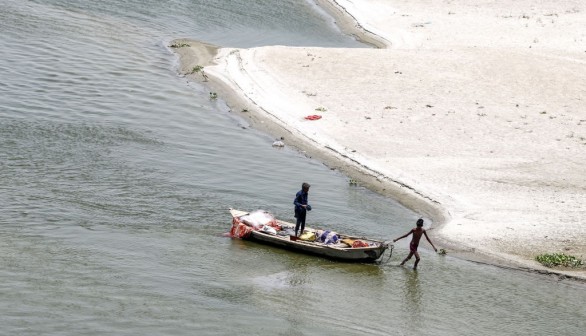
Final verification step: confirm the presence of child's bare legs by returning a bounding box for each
[400,252,421,269]
[413,252,421,270]
[400,252,414,266]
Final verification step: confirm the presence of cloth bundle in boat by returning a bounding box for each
[317,230,339,245]
[240,210,280,230]
[260,225,277,235]
[278,229,295,237]
[299,231,316,241]
[352,240,370,248]
[341,238,355,247]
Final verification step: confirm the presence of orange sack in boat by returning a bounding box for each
[352,240,370,248]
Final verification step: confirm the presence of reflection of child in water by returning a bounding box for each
[393,218,437,270]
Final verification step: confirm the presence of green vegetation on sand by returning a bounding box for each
[535,253,583,268]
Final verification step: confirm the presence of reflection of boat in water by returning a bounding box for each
[229,209,391,263]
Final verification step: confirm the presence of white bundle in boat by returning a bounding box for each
[240,210,278,234]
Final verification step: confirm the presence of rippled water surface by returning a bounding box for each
[1,1,585,335]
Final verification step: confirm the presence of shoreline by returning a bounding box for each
[169,0,586,281]
[173,41,448,222]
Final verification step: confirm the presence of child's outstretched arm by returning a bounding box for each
[423,231,438,252]
[393,229,413,243]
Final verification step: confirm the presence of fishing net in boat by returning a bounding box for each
[239,210,280,230]
[230,216,253,238]
[230,210,280,238]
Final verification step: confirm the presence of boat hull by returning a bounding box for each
[229,209,389,262]
[245,228,387,263]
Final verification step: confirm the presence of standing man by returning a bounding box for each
[393,218,437,270]
[293,182,311,237]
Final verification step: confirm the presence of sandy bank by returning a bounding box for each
[170,0,586,280]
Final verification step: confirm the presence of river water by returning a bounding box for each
[0,1,584,335]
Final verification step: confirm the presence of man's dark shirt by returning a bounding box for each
[293,190,308,218]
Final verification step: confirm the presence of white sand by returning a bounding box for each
[173,0,586,278]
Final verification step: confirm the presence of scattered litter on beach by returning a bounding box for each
[304,115,322,120]
[412,21,432,27]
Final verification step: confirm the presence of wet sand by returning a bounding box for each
[170,0,586,279]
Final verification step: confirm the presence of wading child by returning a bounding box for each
[393,218,437,270]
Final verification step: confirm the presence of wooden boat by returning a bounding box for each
[229,209,391,263]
